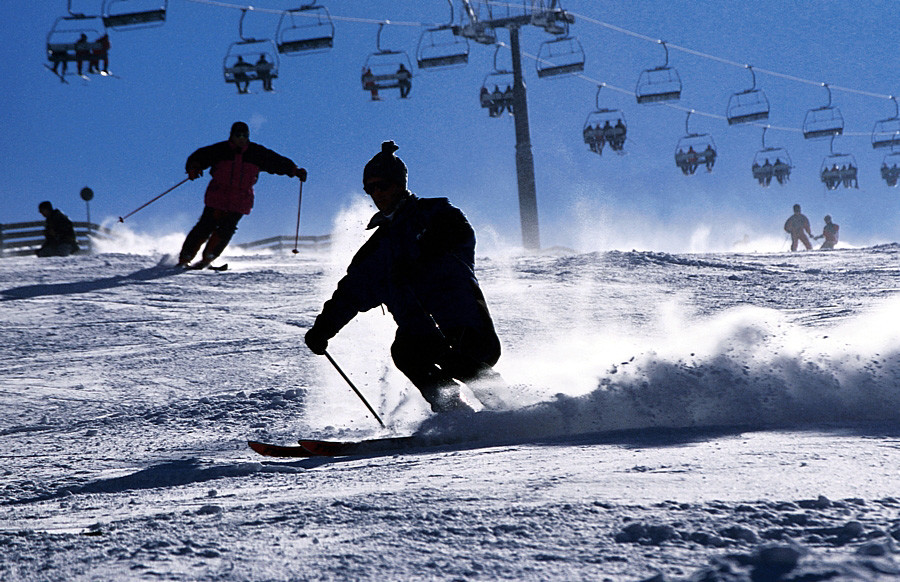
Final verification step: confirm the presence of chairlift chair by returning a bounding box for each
[361,24,413,98]
[881,151,900,187]
[480,70,514,117]
[417,27,469,69]
[530,1,575,34]
[871,97,900,149]
[46,11,108,76]
[455,21,496,45]
[751,127,792,186]
[276,3,335,55]
[456,0,496,45]
[536,35,585,78]
[583,86,626,155]
[224,41,279,91]
[635,42,681,104]
[726,66,769,125]
[752,149,792,187]
[416,0,468,70]
[102,0,166,30]
[223,10,279,93]
[819,136,858,190]
[803,84,843,139]
[636,66,681,103]
[675,111,716,175]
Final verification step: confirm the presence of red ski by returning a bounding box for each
[248,436,418,458]
[247,440,316,458]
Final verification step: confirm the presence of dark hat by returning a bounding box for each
[38,201,52,212]
[363,141,407,188]
[230,121,249,137]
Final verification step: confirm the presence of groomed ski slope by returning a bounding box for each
[2,230,900,580]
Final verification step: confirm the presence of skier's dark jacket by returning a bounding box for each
[185,140,296,215]
[44,209,77,246]
[312,193,500,363]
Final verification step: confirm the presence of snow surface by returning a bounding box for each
[2,222,900,581]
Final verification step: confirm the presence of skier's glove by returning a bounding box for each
[294,167,308,182]
[187,164,203,180]
[304,326,328,355]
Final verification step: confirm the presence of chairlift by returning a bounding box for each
[417,27,469,69]
[479,45,515,117]
[536,34,585,78]
[361,24,413,99]
[881,151,900,187]
[819,136,858,190]
[803,84,843,139]
[582,85,626,156]
[456,1,497,45]
[46,4,109,78]
[675,111,717,175]
[102,0,166,30]
[276,2,334,55]
[223,10,279,93]
[871,96,900,150]
[726,65,769,125]
[530,1,575,34]
[751,127,792,187]
[416,0,468,69]
[635,41,681,104]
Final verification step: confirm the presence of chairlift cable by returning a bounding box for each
[567,9,894,102]
[184,0,893,134]
[186,0,896,103]
[184,0,436,27]
[520,39,876,138]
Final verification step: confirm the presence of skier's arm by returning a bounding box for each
[253,144,305,180]
[185,143,223,179]
[305,239,387,354]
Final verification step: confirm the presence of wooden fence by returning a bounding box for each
[235,235,331,253]
[0,221,104,257]
[0,221,331,257]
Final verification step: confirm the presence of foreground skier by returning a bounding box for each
[178,121,306,269]
[305,141,503,413]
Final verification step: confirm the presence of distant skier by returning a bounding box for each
[36,201,80,257]
[784,204,813,251]
[304,141,505,413]
[178,121,306,269]
[814,215,839,250]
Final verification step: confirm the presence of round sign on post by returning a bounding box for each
[80,187,94,246]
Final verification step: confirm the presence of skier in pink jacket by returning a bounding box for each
[178,122,306,269]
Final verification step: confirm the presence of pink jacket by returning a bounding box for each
[186,140,297,215]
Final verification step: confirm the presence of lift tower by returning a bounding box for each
[455,1,574,251]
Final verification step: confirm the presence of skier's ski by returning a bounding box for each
[247,435,418,458]
[298,436,417,457]
[184,262,228,271]
[247,441,316,458]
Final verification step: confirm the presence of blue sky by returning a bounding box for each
[5,1,900,252]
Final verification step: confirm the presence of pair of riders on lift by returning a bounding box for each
[231,54,274,94]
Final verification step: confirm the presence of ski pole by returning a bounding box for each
[118,177,189,223]
[292,179,303,254]
[323,350,385,428]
